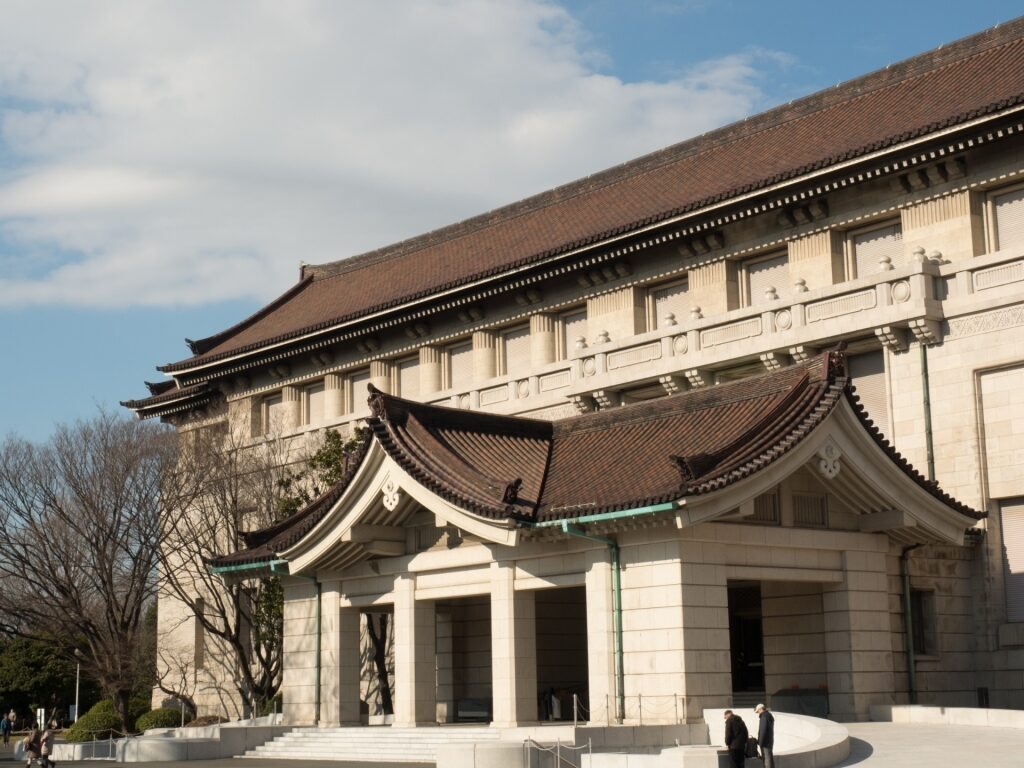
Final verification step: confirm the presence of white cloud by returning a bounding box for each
[0,0,793,308]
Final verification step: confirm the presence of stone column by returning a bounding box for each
[281,386,301,432]
[676,545,731,721]
[490,562,537,727]
[823,549,895,721]
[319,581,362,726]
[584,549,616,724]
[530,314,556,368]
[419,346,442,395]
[393,574,437,726]
[436,610,454,723]
[586,287,645,342]
[280,577,319,725]
[369,360,391,394]
[687,260,737,315]
[472,331,497,383]
[324,374,344,421]
[788,230,844,290]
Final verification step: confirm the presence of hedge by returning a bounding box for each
[64,710,121,742]
[135,708,189,732]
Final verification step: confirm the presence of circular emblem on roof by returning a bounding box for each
[891,280,911,303]
[673,335,688,355]
[775,309,792,331]
[583,358,597,377]
[382,478,402,511]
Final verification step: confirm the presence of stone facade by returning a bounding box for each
[133,26,1024,728]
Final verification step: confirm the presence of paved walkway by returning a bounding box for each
[0,722,1021,765]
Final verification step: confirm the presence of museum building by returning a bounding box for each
[126,19,1024,727]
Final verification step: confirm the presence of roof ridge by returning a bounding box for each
[303,17,1024,284]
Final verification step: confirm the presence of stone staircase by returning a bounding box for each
[730,691,766,711]
[241,725,502,762]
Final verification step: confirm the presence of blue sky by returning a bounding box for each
[1,1,1020,442]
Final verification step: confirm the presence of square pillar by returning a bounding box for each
[393,574,437,726]
[585,549,615,724]
[678,556,731,721]
[319,580,362,726]
[824,550,895,721]
[490,562,537,726]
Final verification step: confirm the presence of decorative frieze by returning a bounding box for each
[973,260,1024,291]
[947,305,1024,339]
[607,342,662,371]
[700,317,762,347]
[902,190,972,229]
[480,385,509,406]
[539,371,571,392]
[806,290,877,323]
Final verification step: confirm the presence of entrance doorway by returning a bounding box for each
[728,582,765,700]
[536,586,589,721]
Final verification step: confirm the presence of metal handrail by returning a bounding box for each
[523,737,592,768]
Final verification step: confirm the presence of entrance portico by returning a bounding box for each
[213,350,981,728]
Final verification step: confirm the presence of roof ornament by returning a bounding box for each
[367,383,387,418]
[670,453,716,485]
[826,341,848,381]
[502,478,523,505]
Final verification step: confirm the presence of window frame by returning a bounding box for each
[645,276,689,330]
[260,393,283,435]
[301,380,326,427]
[496,323,531,378]
[910,588,938,658]
[985,180,1024,254]
[442,340,473,391]
[844,218,903,280]
[395,355,419,400]
[554,307,587,361]
[739,250,789,308]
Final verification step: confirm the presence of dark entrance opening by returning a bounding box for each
[728,582,765,699]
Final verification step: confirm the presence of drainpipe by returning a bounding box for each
[900,544,922,705]
[560,522,625,724]
[276,563,321,726]
[919,342,936,482]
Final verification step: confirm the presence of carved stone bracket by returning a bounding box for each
[908,318,942,346]
[816,442,842,480]
[570,394,596,414]
[874,325,908,352]
[659,375,686,396]
[788,345,819,363]
[382,478,402,511]
[684,369,713,389]
[592,390,621,409]
[759,351,789,371]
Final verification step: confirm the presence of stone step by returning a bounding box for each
[241,726,503,762]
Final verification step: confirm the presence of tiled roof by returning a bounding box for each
[162,18,1024,374]
[120,381,210,411]
[213,350,982,567]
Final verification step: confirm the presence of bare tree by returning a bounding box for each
[0,410,181,732]
[157,425,304,717]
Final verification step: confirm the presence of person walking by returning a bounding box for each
[723,709,748,768]
[21,727,40,768]
[38,725,54,768]
[1,711,11,746]
[755,703,775,768]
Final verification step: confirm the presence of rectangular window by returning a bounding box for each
[499,324,531,379]
[556,309,587,360]
[742,252,789,307]
[848,221,904,278]
[261,394,284,434]
[194,598,205,671]
[349,370,371,418]
[990,185,1024,252]
[751,488,781,524]
[647,277,689,329]
[303,381,326,427]
[848,350,889,439]
[397,356,419,401]
[910,589,937,656]
[444,341,473,390]
[1001,498,1024,623]
[793,492,828,527]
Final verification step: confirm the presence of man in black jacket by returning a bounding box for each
[723,710,748,768]
[755,703,775,768]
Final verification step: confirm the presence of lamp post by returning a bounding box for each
[74,649,83,723]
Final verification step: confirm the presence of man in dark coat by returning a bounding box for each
[756,703,776,768]
[723,709,748,768]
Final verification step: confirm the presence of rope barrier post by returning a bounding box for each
[638,693,642,725]
[674,693,679,724]
[605,694,610,726]
[573,694,578,727]
[556,738,560,767]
